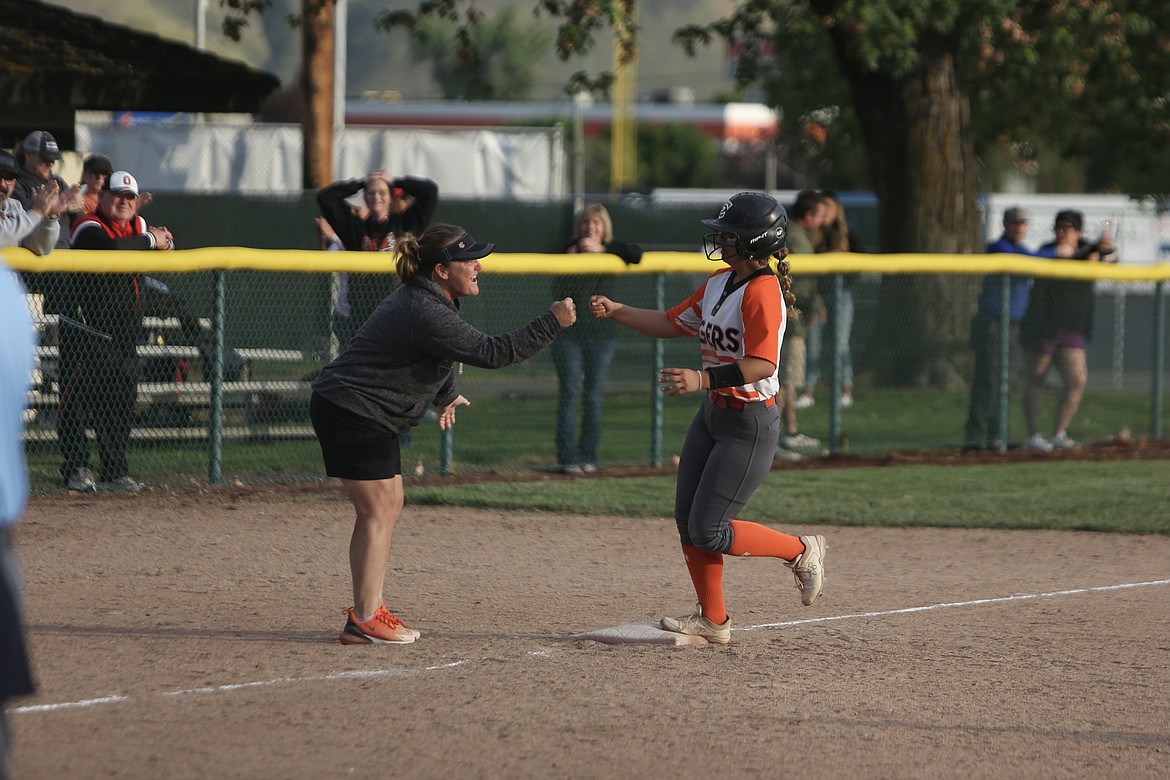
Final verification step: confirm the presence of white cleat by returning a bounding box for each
[787,534,826,606]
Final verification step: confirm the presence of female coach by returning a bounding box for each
[311,224,576,644]
[589,192,827,644]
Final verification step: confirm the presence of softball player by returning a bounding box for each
[589,192,826,644]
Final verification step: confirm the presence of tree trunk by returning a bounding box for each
[302,0,334,190]
[829,32,984,388]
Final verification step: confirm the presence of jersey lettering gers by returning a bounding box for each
[667,268,786,404]
[698,320,741,353]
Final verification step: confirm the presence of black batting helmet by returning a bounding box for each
[701,192,788,261]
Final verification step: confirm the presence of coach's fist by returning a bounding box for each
[551,297,576,328]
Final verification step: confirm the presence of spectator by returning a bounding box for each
[776,190,822,458]
[964,207,1033,450]
[803,190,858,410]
[0,151,67,254]
[317,170,438,345]
[0,258,37,779]
[78,153,113,216]
[12,131,81,238]
[59,171,175,493]
[1019,210,1117,451]
[13,131,66,207]
[76,155,153,221]
[310,224,575,644]
[314,201,366,354]
[553,203,642,474]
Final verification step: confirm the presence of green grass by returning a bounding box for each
[406,460,1170,534]
[26,384,1164,495]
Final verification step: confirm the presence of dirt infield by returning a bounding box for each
[8,486,1170,779]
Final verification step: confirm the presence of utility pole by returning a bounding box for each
[194,0,208,50]
[334,0,347,130]
[302,0,335,189]
[609,11,636,196]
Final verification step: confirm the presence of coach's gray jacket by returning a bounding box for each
[311,274,562,434]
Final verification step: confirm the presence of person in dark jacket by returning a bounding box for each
[316,170,438,345]
[310,223,576,645]
[12,131,82,315]
[551,203,642,474]
[1019,209,1117,452]
[61,171,174,493]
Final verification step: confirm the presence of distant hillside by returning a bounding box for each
[48,0,737,101]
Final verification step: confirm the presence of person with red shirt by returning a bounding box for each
[589,192,827,644]
[60,171,173,493]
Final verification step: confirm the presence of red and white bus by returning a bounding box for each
[344,99,779,145]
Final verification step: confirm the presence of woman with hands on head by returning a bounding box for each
[310,223,575,645]
[589,192,827,645]
[316,168,439,342]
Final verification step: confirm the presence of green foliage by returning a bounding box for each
[636,124,720,188]
[220,0,274,42]
[677,0,1170,197]
[403,7,555,100]
[589,124,722,190]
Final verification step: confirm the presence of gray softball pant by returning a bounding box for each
[674,397,781,553]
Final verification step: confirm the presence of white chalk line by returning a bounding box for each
[736,578,1170,632]
[11,661,470,715]
[11,578,1169,716]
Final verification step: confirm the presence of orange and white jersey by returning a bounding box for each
[666,267,786,404]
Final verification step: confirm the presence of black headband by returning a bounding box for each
[419,232,494,268]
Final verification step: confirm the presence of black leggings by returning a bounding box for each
[673,398,780,553]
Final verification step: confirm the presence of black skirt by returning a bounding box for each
[310,393,402,480]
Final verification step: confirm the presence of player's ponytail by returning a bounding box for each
[394,233,423,281]
[773,250,798,311]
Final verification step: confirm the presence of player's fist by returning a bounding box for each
[589,295,618,319]
[551,297,576,328]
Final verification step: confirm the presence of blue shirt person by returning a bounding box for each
[964,207,1033,449]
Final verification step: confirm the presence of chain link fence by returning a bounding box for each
[8,249,1168,494]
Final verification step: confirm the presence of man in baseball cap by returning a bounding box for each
[103,170,140,197]
[0,151,18,179]
[0,150,65,254]
[1003,207,1029,225]
[11,131,79,248]
[963,205,1035,451]
[62,169,174,494]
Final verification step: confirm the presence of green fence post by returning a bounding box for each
[828,273,843,452]
[650,273,665,467]
[208,270,225,485]
[1153,280,1165,439]
[440,428,453,475]
[996,273,1011,452]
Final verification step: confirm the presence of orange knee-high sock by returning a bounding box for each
[681,545,727,625]
[727,520,805,561]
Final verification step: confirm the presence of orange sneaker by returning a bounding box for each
[339,605,420,645]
